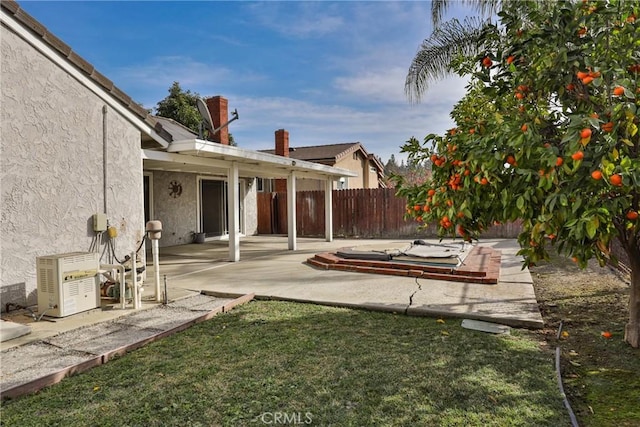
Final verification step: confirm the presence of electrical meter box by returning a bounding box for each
[93,213,107,232]
[37,252,100,317]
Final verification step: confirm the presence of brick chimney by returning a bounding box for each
[206,96,229,145]
[275,129,289,157]
[275,129,289,192]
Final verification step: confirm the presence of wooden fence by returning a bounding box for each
[257,188,522,239]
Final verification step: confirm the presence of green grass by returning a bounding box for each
[1,301,570,426]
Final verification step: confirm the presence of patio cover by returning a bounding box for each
[142,139,357,261]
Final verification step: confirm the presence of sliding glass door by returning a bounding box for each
[199,178,244,238]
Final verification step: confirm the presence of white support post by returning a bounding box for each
[228,162,240,262]
[324,179,333,242]
[287,171,297,250]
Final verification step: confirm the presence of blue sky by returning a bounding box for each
[19,1,469,164]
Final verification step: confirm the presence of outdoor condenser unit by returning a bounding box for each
[37,252,100,317]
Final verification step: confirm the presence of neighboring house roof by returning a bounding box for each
[261,142,378,167]
[1,0,172,148]
[261,142,386,181]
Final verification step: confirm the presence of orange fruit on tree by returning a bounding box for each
[427,189,436,196]
[556,157,564,167]
[480,177,489,185]
[601,331,613,339]
[515,92,525,100]
[591,170,603,180]
[577,71,589,80]
[506,155,516,165]
[521,123,528,132]
[613,86,625,96]
[601,122,614,132]
[506,55,515,64]
[571,151,584,161]
[582,76,594,85]
[627,210,639,220]
[414,205,421,211]
[482,56,492,68]
[566,83,575,91]
[610,174,623,186]
[580,128,592,139]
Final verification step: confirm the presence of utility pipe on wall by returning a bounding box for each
[102,105,108,214]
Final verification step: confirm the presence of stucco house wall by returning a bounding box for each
[1,22,144,308]
[149,171,258,248]
[294,151,380,191]
[150,171,199,247]
[335,154,366,189]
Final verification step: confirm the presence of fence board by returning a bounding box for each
[257,188,522,239]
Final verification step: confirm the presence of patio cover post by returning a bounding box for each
[287,171,297,250]
[228,162,240,261]
[324,179,333,242]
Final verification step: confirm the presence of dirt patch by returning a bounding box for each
[529,252,640,426]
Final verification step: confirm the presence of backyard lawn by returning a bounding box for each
[1,300,569,426]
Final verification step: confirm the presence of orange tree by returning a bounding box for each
[397,0,640,346]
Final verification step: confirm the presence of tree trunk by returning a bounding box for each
[624,245,640,348]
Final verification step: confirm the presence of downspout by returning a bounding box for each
[102,105,108,214]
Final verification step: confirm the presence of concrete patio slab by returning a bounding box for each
[159,237,543,328]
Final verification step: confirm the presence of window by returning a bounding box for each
[256,178,274,192]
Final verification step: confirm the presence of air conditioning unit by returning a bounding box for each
[37,252,100,317]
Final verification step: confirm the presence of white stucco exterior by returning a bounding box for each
[1,24,144,307]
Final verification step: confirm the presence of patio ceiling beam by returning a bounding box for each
[167,140,356,179]
[142,149,349,181]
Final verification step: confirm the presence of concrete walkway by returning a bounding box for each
[156,236,543,329]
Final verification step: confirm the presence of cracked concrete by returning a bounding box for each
[406,277,422,314]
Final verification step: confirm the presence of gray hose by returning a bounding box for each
[555,320,579,427]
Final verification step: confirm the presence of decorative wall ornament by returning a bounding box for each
[169,180,183,198]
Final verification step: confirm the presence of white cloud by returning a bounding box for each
[224,92,458,163]
[114,56,232,89]
[333,67,408,103]
[244,2,345,38]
